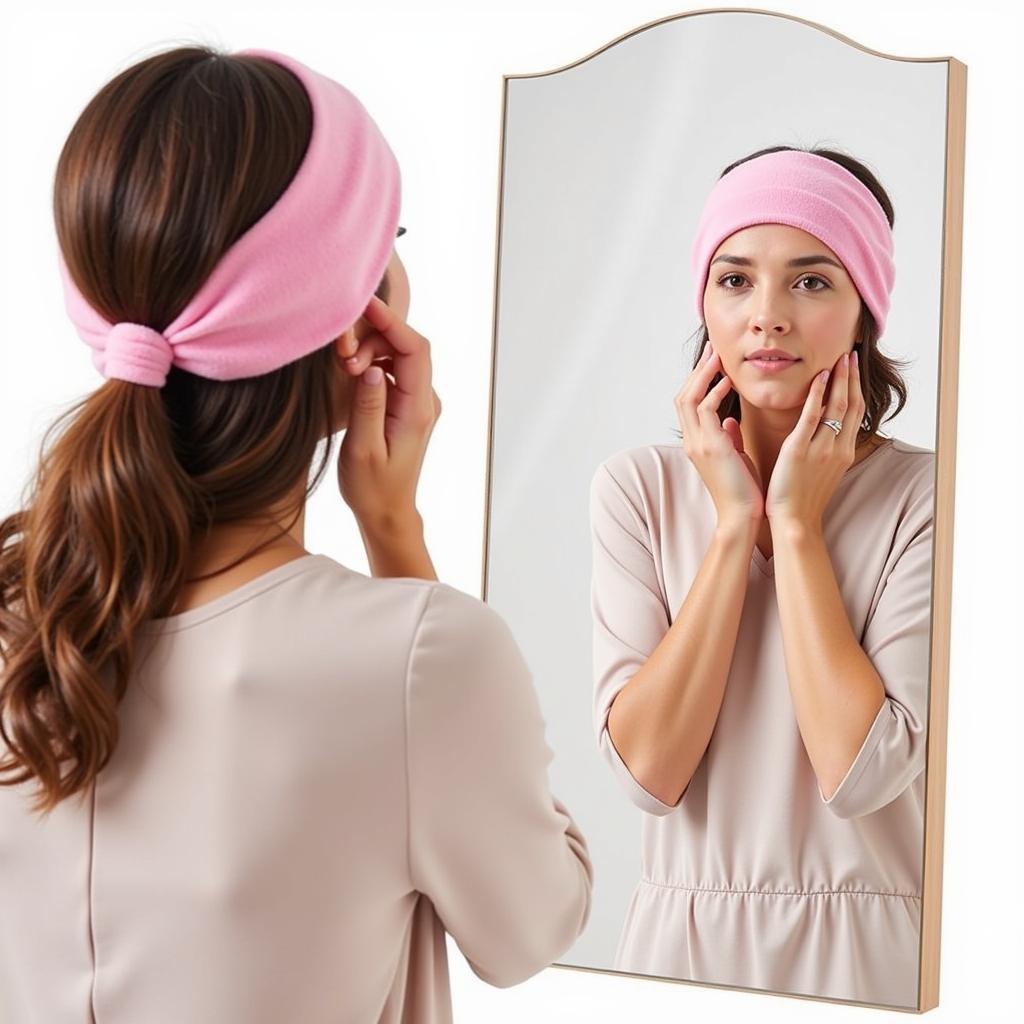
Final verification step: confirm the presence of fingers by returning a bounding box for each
[819,350,863,453]
[362,295,429,355]
[675,344,728,440]
[821,351,850,425]
[796,351,850,451]
[695,372,733,434]
[344,355,389,461]
[343,333,395,375]
[357,297,433,401]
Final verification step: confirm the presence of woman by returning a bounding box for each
[0,46,593,1024]
[590,147,933,1007]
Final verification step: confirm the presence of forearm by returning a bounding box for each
[607,518,757,806]
[771,518,886,799]
[358,511,438,581]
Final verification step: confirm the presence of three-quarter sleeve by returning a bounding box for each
[589,461,681,817]
[405,583,593,988]
[819,466,935,820]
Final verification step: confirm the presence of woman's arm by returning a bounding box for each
[771,479,933,820]
[590,458,758,812]
[606,516,758,808]
[771,519,886,801]
[358,511,438,581]
[407,584,593,986]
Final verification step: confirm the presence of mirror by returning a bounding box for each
[483,8,964,1012]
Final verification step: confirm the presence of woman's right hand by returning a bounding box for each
[337,295,441,537]
[674,343,765,528]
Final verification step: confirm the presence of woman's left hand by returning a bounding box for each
[765,348,864,529]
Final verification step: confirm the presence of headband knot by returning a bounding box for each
[690,150,895,338]
[104,322,174,387]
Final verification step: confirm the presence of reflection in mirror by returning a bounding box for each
[484,9,964,1013]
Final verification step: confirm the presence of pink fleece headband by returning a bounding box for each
[57,48,401,388]
[690,150,894,337]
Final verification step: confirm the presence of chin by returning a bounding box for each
[739,383,807,407]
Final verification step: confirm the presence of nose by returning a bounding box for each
[749,297,791,335]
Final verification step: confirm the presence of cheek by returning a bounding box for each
[703,288,748,336]
[810,293,861,335]
[702,305,744,367]
[804,309,858,365]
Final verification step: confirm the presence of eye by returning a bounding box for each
[715,273,831,291]
[717,273,747,289]
[797,275,830,291]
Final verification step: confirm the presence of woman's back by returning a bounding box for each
[0,554,593,1023]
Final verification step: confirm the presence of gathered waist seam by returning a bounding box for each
[639,878,921,900]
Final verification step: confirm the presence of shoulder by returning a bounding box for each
[885,437,936,477]
[875,438,936,511]
[303,552,438,605]
[593,442,688,485]
[589,443,707,545]
[590,442,694,509]
[405,584,530,710]
[399,581,520,670]
[293,559,525,711]
[859,440,936,554]
[308,556,509,648]
[297,556,461,649]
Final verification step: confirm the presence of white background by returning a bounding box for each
[1,1,1020,1020]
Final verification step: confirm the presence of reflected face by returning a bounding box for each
[701,224,861,412]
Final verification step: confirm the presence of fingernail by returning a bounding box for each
[853,350,859,365]
[364,366,383,385]
[819,369,829,383]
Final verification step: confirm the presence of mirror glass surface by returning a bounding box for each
[486,10,949,1009]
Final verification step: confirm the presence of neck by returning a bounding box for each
[739,400,799,490]
[738,398,876,496]
[185,480,308,581]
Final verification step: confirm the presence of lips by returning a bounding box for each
[747,356,800,373]
[746,349,797,361]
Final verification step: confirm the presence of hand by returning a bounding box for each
[765,348,863,528]
[337,295,442,535]
[675,343,765,527]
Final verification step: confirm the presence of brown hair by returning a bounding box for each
[0,45,390,816]
[675,144,910,442]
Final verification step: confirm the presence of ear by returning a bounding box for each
[333,326,358,362]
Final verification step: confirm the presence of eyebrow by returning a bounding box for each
[711,253,844,270]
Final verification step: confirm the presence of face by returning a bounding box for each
[702,224,861,418]
[328,245,410,433]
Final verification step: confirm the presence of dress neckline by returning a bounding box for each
[140,553,330,634]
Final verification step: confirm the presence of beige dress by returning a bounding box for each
[0,556,593,1023]
[589,438,934,1007]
